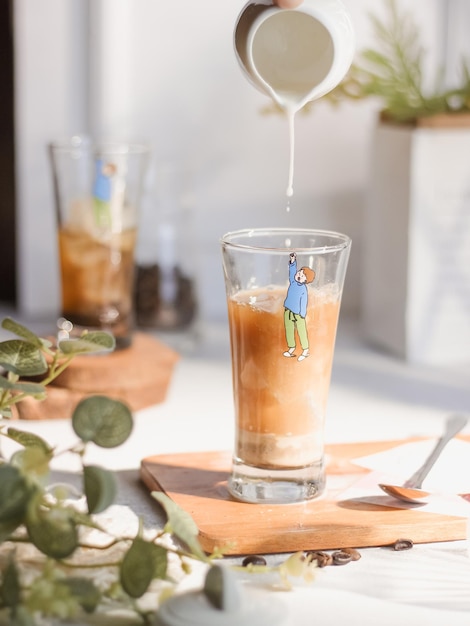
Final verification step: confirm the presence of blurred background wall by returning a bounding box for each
[11,0,467,327]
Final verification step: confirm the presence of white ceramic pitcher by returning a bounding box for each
[234,0,355,111]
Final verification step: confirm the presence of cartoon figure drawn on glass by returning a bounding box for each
[283,252,315,362]
[93,159,117,228]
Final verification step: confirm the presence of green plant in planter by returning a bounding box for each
[342,0,470,122]
[0,318,316,624]
[265,0,470,124]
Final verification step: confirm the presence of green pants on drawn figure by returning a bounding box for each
[284,308,309,351]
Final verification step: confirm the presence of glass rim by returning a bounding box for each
[221,227,351,254]
[49,135,150,156]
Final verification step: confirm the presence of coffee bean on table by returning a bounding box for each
[341,547,362,561]
[304,551,333,567]
[242,555,267,567]
[332,550,353,565]
[392,538,414,551]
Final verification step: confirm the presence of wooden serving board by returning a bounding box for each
[140,440,469,556]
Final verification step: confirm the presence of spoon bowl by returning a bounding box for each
[378,484,432,504]
[378,414,468,504]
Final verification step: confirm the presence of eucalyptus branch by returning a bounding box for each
[59,559,122,570]
[53,442,87,457]
[40,354,75,386]
[0,317,220,624]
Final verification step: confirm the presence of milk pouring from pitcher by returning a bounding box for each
[234,0,355,197]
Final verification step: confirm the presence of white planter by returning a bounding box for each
[362,114,470,366]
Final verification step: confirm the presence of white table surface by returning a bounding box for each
[2,315,470,625]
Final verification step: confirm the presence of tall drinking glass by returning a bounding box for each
[221,228,351,504]
[49,136,149,349]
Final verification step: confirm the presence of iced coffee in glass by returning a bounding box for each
[49,137,149,349]
[221,228,350,503]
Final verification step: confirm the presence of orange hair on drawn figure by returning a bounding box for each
[301,267,315,284]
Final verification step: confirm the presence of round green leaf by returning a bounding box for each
[120,538,167,598]
[58,331,115,355]
[72,396,133,448]
[26,508,78,559]
[0,465,32,523]
[7,428,52,454]
[0,340,47,376]
[151,492,205,559]
[83,465,117,514]
[1,317,43,348]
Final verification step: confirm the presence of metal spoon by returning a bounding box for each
[378,414,468,504]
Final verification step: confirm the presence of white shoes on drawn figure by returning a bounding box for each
[298,349,309,362]
[283,348,309,362]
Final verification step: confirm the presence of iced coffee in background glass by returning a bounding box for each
[221,228,351,504]
[49,136,149,349]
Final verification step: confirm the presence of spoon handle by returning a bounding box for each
[403,414,468,489]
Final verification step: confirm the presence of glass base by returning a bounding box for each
[227,459,326,504]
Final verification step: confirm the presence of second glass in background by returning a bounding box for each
[49,136,149,349]
[134,162,199,353]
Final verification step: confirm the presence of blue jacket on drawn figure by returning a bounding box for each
[284,258,308,318]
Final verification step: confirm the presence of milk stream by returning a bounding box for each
[286,107,295,199]
[250,11,335,200]
[264,95,303,205]
[286,107,295,212]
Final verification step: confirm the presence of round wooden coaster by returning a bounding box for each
[15,332,179,419]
